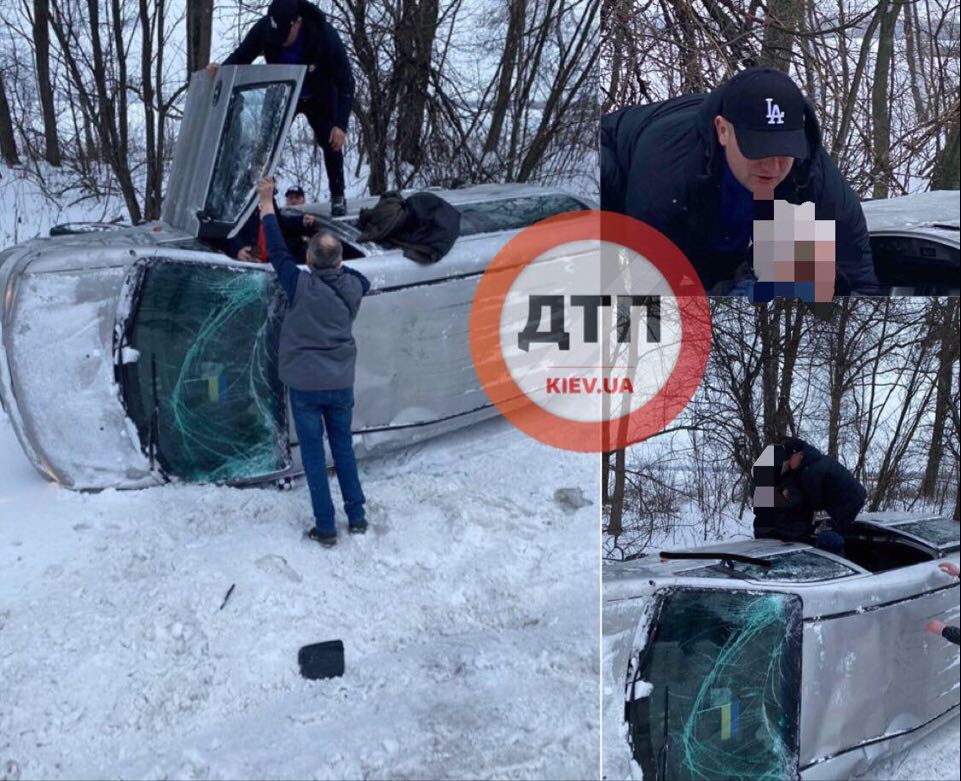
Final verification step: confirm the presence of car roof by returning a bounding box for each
[862,191,960,245]
[604,538,842,582]
[296,182,584,216]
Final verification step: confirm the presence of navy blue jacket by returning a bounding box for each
[600,90,880,294]
[264,213,369,390]
[224,0,355,131]
[792,442,867,533]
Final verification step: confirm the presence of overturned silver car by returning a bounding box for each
[0,65,593,489]
[605,513,960,780]
[862,190,959,296]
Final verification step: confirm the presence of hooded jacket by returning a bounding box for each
[224,0,355,131]
[790,441,867,532]
[600,88,880,294]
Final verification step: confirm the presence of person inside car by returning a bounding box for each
[285,186,308,207]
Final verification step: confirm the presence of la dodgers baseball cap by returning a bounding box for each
[720,68,810,160]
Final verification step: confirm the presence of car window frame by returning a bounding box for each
[161,65,306,241]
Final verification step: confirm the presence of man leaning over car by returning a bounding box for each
[256,176,370,548]
[925,562,960,646]
[601,67,880,295]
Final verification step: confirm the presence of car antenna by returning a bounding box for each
[659,550,774,569]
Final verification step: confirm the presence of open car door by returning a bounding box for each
[161,64,305,240]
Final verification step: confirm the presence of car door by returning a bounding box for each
[161,64,305,240]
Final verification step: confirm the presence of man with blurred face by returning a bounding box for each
[206,0,355,217]
[601,67,879,294]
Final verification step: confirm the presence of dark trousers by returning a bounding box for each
[815,499,865,557]
[290,387,365,534]
[297,99,345,198]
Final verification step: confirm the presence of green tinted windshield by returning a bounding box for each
[627,589,802,781]
[121,260,289,482]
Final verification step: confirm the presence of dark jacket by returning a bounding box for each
[753,471,814,543]
[792,442,867,533]
[226,203,313,261]
[600,90,880,294]
[224,0,355,131]
[357,191,461,263]
[263,213,369,390]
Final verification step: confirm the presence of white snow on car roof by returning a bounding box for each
[861,190,960,232]
[300,182,580,216]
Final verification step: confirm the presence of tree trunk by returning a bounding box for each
[607,448,627,538]
[395,0,439,170]
[484,0,525,158]
[931,106,960,190]
[34,0,61,166]
[186,0,213,77]
[870,0,902,199]
[759,304,779,443]
[0,72,20,166]
[921,299,959,498]
[140,0,161,220]
[760,0,801,72]
[826,298,852,459]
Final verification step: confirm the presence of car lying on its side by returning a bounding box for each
[0,64,594,489]
[605,512,960,781]
[862,191,959,296]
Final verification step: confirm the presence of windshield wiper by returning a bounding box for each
[657,685,670,781]
[660,550,774,568]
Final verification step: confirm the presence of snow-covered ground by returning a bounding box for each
[0,410,600,780]
[601,511,961,781]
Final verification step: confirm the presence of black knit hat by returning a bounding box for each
[782,437,807,456]
[267,0,299,44]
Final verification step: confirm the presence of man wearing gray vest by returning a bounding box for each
[256,177,370,547]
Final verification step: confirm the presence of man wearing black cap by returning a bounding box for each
[601,68,880,294]
[781,436,867,556]
[207,0,355,217]
[285,185,307,207]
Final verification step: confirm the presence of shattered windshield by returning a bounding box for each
[680,550,860,582]
[204,82,293,225]
[891,518,960,548]
[627,589,802,781]
[120,260,289,482]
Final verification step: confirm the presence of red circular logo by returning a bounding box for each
[468,211,711,451]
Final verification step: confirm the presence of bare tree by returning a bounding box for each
[601,0,961,195]
[0,70,20,166]
[33,0,61,166]
[186,0,213,77]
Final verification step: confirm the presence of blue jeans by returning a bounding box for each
[290,387,365,535]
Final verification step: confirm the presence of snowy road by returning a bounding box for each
[0,413,600,780]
